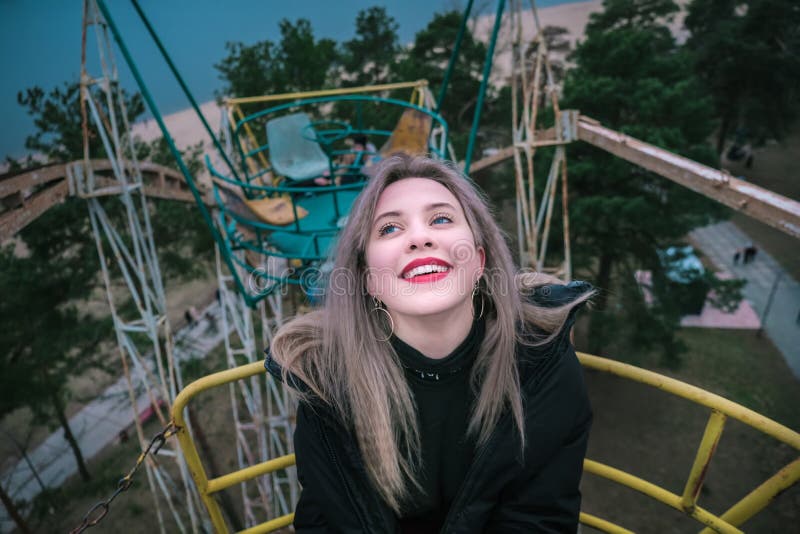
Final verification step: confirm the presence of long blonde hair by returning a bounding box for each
[271,154,591,512]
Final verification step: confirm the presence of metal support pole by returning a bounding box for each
[129,0,241,182]
[464,0,506,174]
[436,0,475,113]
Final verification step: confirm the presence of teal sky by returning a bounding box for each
[0,0,585,160]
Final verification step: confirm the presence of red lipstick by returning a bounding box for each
[400,257,452,283]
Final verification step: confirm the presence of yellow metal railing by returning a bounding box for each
[171,354,800,533]
[223,80,430,179]
[172,362,295,534]
[577,352,800,533]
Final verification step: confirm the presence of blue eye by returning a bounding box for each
[432,213,453,225]
[378,223,399,236]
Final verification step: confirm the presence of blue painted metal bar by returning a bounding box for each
[464,0,506,174]
[130,0,242,183]
[436,0,475,113]
[94,0,255,305]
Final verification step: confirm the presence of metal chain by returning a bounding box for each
[69,422,180,534]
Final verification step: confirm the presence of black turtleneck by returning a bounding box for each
[391,318,486,533]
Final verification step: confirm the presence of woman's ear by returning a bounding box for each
[478,246,486,277]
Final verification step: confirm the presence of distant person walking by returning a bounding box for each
[733,249,741,265]
[743,245,758,264]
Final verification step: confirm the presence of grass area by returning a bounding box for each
[581,326,800,532]
[26,341,228,533]
[603,326,800,430]
[667,328,800,429]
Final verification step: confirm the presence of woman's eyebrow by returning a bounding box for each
[373,202,458,224]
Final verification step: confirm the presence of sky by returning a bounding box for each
[0,0,583,160]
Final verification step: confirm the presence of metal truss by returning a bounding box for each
[215,246,297,527]
[77,1,202,532]
[507,0,574,279]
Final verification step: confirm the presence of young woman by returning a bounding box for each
[266,154,594,533]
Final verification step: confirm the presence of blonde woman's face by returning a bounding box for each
[365,178,484,319]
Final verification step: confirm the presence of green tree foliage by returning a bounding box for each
[214,40,279,99]
[2,81,210,480]
[0,240,111,481]
[394,11,500,154]
[332,7,401,136]
[17,82,144,162]
[685,0,800,152]
[215,18,339,149]
[276,19,338,92]
[216,18,338,99]
[340,6,400,87]
[563,0,729,364]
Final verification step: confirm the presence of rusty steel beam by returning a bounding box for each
[0,180,69,241]
[0,164,70,199]
[0,159,211,242]
[0,160,191,199]
[469,127,560,174]
[577,118,800,240]
[470,146,516,174]
[88,175,207,205]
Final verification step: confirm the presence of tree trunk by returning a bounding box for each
[50,390,91,482]
[588,250,614,355]
[716,111,731,156]
[0,482,32,534]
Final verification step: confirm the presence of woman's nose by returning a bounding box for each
[407,224,435,251]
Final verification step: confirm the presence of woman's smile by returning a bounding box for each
[400,257,452,283]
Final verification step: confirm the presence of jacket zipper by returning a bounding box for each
[439,367,542,532]
[439,414,507,532]
[317,418,373,532]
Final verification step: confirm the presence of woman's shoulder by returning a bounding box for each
[519,279,594,332]
[264,347,310,393]
[516,280,593,371]
[520,278,594,308]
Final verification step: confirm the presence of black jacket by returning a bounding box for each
[265,282,593,533]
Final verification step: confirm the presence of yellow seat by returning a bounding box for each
[214,178,308,227]
[243,196,308,226]
[379,108,433,157]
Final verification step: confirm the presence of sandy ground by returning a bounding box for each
[471,0,690,83]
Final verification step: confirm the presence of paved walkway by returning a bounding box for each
[690,222,800,378]
[0,300,229,533]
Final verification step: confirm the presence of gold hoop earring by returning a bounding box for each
[472,282,485,320]
[371,297,395,342]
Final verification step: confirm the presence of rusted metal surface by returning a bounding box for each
[698,457,800,533]
[0,164,72,198]
[469,117,800,241]
[577,118,800,240]
[0,180,70,241]
[681,410,727,512]
[469,128,560,174]
[0,159,211,242]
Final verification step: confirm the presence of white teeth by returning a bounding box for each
[403,264,449,279]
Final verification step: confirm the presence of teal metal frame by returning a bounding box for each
[464,0,507,174]
[231,95,449,186]
[96,0,452,307]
